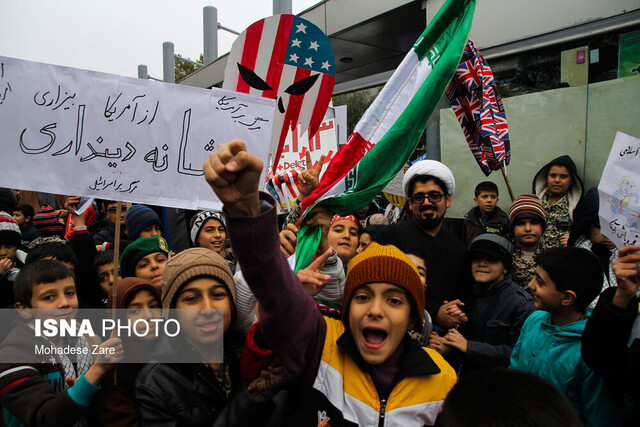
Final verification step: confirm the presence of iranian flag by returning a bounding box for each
[295,0,476,272]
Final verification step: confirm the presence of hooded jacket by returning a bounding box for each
[91,278,162,427]
[510,310,621,426]
[532,155,584,219]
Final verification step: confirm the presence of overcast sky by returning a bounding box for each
[0,0,320,78]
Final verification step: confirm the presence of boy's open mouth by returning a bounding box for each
[362,327,388,348]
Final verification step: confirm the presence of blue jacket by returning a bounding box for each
[510,310,622,426]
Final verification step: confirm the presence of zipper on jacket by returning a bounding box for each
[378,399,387,427]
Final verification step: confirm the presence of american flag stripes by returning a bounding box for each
[223,14,335,172]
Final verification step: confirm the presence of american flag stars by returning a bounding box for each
[223,14,335,172]
[285,17,335,75]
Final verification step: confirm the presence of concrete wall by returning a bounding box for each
[440,76,640,218]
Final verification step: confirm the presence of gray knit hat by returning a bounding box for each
[189,211,226,247]
[161,248,236,317]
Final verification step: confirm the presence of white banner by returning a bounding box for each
[270,119,338,177]
[264,119,337,211]
[598,131,640,248]
[0,56,275,211]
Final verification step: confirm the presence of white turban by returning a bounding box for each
[402,160,455,197]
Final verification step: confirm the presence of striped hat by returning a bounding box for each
[189,211,226,246]
[343,242,424,327]
[125,205,162,240]
[33,206,64,236]
[0,212,21,247]
[508,194,546,233]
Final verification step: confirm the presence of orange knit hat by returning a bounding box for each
[343,242,425,326]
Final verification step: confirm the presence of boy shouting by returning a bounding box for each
[204,140,456,426]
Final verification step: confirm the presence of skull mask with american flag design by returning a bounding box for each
[223,14,335,172]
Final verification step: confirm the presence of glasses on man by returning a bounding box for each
[107,206,128,214]
[410,192,444,204]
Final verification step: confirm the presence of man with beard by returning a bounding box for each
[374,160,470,331]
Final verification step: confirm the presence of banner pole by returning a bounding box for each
[111,202,122,385]
[500,166,515,202]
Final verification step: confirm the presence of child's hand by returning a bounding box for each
[298,151,325,200]
[94,336,124,366]
[445,300,467,320]
[436,300,468,329]
[203,139,264,217]
[280,223,298,256]
[0,258,13,275]
[63,196,81,216]
[558,235,569,247]
[84,336,124,386]
[429,332,454,356]
[428,332,444,352]
[612,245,640,308]
[442,328,468,353]
[65,377,77,387]
[304,206,333,254]
[297,248,333,296]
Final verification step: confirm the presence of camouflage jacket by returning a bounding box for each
[539,193,572,249]
[511,245,542,290]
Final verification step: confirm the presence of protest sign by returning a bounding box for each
[275,119,337,176]
[264,119,336,211]
[0,56,275,211]
[598,131,640,248]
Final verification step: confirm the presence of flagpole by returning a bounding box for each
[111,202,121,386]
[500,166,515,202]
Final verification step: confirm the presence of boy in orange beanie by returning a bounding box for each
[204,140,456,426]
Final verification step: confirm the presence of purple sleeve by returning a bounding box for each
[225,192,326,382]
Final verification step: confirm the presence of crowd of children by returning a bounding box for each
[0,147,637,426]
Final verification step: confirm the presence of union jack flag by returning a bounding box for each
[223,14,336,171]
[445,39,510,176]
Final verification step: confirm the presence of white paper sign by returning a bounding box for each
[598,131,640,248]
[0,56,275,211]
[270,119,338,177]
